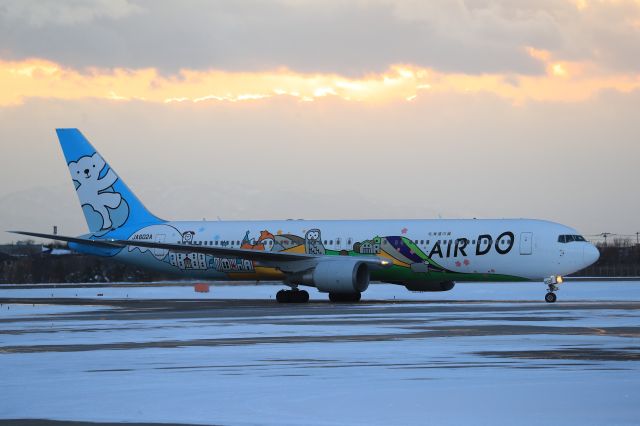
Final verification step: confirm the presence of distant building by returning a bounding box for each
[169,252,208,270]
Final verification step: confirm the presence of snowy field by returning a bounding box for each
[0,282,639,426]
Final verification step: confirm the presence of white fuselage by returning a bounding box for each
[94,218,599,285]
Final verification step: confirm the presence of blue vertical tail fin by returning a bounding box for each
[56,128,163,236]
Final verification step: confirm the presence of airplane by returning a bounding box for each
[11,129,600,304]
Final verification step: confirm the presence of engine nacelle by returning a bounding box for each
[297,259,370,294]
[404,281,455,292]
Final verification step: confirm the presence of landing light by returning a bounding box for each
[544,275,563,285]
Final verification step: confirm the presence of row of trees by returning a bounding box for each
[0,253,174,284]
[2,242,640,284]
[576,244,640,277]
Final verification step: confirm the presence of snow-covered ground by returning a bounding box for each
[0,282,639,426]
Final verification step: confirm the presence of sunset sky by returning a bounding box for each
[1,0,639,242]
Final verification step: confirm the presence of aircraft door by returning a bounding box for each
[519,232,533,255]
[154,234,166,257]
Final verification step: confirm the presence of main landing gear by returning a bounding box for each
[544,275,563,303]
[276,289,310,303]
[329,292,361,303]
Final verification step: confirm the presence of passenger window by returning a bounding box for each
[329,240,333,245]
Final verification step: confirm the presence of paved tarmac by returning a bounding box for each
[1,297,639,359]
[1,284,639,425]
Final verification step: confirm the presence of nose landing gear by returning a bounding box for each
[543,275,563,303]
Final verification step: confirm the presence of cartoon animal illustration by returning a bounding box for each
[257,231,275,251]
[304,229,325,255]
[181,231,195,244]
[241,230,275,251]
[68,153,121,230]
[274,234,304,251]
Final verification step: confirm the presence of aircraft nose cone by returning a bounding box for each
[583,244,600,266]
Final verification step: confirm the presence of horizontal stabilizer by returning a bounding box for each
[9,231,122,249]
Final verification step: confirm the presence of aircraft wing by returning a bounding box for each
[9,231,389,267]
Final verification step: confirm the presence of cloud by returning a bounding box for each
[0,0,142,27]
[0,54,638,107]
[1,0,638,75]
[1,0,639,243]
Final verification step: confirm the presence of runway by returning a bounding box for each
[1,282,639,425]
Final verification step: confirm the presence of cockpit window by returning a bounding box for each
[558,234,587,243]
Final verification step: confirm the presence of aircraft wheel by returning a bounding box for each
[298,290,310,303]
[329,292,361,303]
[545,292,557,303]
[276,290,288,303]
[276,289,309,303]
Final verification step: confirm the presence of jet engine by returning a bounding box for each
[404,281,455,292]
[294,259,370,294]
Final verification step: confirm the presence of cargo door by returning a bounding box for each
[519,232,533,255]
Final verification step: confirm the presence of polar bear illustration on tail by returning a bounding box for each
[68,153,122,230]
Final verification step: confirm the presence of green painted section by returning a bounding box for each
[371,265,528,283]
[321,247,528,283]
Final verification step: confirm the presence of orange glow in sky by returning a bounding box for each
[1,49,638,107]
